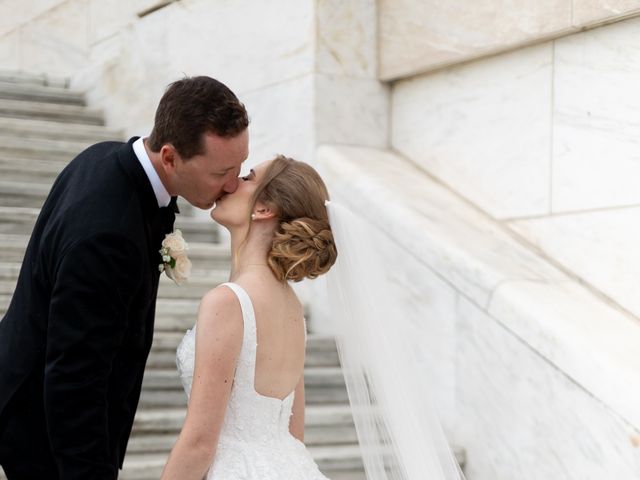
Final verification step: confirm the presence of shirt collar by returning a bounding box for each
[132,136,171,208]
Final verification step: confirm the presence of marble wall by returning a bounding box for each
[379,0,640,80]
[318,144,640,479]
[391,15,640,320]
[314,0,389,149]
[0,0,163,76]
[392,42,553,219]
[70,0,318,168]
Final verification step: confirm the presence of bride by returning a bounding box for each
[161,154,464,479]
[161,155,337,479]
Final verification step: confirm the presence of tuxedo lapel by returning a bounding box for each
[115,138,169,278]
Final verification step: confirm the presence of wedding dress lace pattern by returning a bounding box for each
[176,282,330,480]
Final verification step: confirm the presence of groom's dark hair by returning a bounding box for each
[148,76,249,158]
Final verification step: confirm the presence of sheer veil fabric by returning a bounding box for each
[324,201,465,480]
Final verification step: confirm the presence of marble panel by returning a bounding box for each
[573,0,640,25]
[391,42,553,219]
[315,0,377,78]
[315,73,388,148]
[241,74,315,169]
[456,296,640,478]
[164,0,315,96]
[552,16,640,212]
[379,0,572,80]
[487,277,640,430]
[0,30,20,71]
[76,11,172,136]
[77,0,316,144]
[19,0,90,77]
[508,207,640,318]
[89,0,135,44]
[0,0,66,36]
[318,145,566,310]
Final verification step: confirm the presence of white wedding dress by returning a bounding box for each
[176,282,330,479]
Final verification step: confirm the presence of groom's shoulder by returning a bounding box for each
[74,140,128,162]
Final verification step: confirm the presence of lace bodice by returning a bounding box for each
[175,282,329,479]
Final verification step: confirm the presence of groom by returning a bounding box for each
[0,76,249,479]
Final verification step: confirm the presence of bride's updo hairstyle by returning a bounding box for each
[250,155,337,282]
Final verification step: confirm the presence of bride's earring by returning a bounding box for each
[251,213,256,220]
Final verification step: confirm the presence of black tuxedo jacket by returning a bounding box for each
[0,138,175,479]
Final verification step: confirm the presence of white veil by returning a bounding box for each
[324,201,465,480]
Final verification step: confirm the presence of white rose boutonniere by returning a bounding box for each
[159,229,191,285]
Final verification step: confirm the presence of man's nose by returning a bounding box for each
[223,176,240,194]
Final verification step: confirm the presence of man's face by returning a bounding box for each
[171,130,249,209]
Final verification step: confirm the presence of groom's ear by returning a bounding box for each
[159,144,178,172]
[252,201,277,221]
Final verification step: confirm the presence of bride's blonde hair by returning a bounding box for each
[249,155,337,282]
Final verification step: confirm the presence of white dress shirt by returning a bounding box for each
[132,137,171,208]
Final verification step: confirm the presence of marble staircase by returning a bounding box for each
[0,73,369,480]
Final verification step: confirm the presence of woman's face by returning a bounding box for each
[210,159,273,228]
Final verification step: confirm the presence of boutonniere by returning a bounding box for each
[159,229,191,285]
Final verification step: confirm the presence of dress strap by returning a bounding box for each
[220,282,257,348]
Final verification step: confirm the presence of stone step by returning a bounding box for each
[0,458,372,480]
[0,234,30,262]
[147,347,339,371]
[0,134,93,161]
[0,70,68,88]
[120,466,366,480]
[0,81,85,105]
[128,414,357,454]
[141,366,346,392]
[132,404,355,435]
[147,346,339,370]
[0,290,324,337]
[119,444,365,479]
[0,206,219,241]
[172,216,219,244]
[0,269,230,298]
[0,180,52,208]
[0,157,67,183]
[324,472,368,480]
[0,235,229,272]
[0,171,199,218]
[152,298,311,333]
[127,421,360,455]
[0,116,121,142]
[0,206,40,234]
[150,330,335,351]
[0,264,21,281]
[139,382,348,408]
[157,271,229,299]
[0,98,103,125]
[147,332,339,368]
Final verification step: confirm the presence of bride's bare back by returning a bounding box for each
[233,272,306,402]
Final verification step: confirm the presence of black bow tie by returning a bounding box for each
[168,196,180,214]
[156,197,179,236]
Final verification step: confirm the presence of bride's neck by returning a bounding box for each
[229,225,274,279]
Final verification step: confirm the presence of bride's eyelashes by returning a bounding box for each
[241,169,256,182]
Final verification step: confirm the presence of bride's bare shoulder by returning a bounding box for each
[196,285,243,328]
